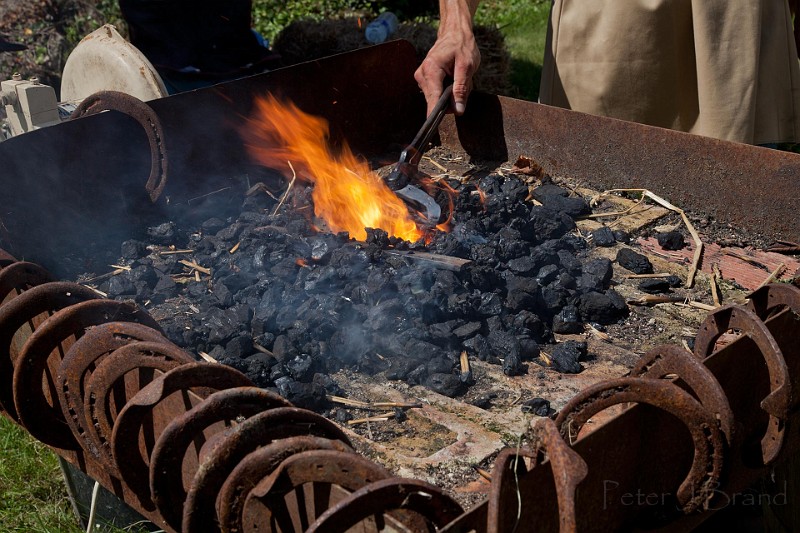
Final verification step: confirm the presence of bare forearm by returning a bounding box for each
[415,0,482,114]
[439,0,481,34]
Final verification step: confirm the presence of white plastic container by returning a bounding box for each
[365,12,399,44]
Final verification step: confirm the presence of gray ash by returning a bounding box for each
[90,173,630,409]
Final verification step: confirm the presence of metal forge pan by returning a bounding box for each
[1,40,800,532]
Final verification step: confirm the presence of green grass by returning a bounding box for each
[0,417,84,532]
[475,0,551,102]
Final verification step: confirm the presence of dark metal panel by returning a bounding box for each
[0,41,423,275]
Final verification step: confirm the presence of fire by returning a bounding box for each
[243,94,423,242]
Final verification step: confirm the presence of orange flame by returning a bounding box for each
[243,94,422,242]
[474,186,487,210]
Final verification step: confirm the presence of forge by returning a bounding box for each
[1,41,799,532]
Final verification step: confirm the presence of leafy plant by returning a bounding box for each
[251,0,437,42]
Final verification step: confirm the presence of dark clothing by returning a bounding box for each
[120,0,278,79]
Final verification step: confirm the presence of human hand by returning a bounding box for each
[414,4,481,116]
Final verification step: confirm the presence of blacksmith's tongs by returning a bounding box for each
[385,84,454,227]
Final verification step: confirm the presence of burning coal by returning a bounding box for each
[243,94,423,242]
[85,155,632,410]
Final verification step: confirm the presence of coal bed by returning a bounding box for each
[70,147,730,504]
[85,170,634,408]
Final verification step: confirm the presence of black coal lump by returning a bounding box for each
[507,310,551,344]
[424,373,466,397]
[656,230,686,250]
[540,284,569,316]
[531,182,590,216]
[666,275,683,287]
[471,394,495,409]
[521,397,552,416]
[536,264,559,285]
[212,282,234,307]
[201,217,227,233]
[616,248,654,274]
[453,321,482,339]
[552,305,583,334]
[579,257,614,291]
[120,239,147,260]
[275,378,327,410]
[531,183,569,201]
[488,330,521,360]
[550,341,587,374]
[147,221,177,244]
[527,206,576,242]
[536,194,592,218]
[285,353,315,381]
[225,334,254,359]
[463,334,491,361]
[557,249,583,276]
[107,275,136,297]
[613,230,631,244]
[591,226,616,247]
[271,334,297,363]
[518,336,541,360]
[244,353,273,387]
[578,291,628,324]
[385,358,419,381]
[638,278,672,294]
[502,351,526,376]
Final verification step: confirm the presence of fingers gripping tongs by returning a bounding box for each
[385,84,453,227]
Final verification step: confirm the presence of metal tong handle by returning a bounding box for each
[398,84,454,168]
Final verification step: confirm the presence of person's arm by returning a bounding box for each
[414,0,481,115]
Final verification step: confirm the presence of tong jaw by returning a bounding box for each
[386,85,454,228]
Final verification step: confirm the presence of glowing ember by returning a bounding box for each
[243,94,423,242]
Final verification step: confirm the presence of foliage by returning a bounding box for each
[58,0,126,49]
[0,417,84,532]
[475,0,551,101]
[252,0,437,42]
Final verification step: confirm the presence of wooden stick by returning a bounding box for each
[229,242,240,254]
[347,412,396,426]
[675,300,718,311]
[246,182,279,200]
[460,351,472,382]
[586,323,611,342]
[109,264,131,271]
[722,250,770,271]
[187,186,231,204]
[253,342,274,356]
[81,269,125,284]
[422,156,448,173]
[88,287,107,297]
[327,396,421,410]
[472,465,492,482]
[271,161,297,216]
[158,249,194,255]
[755,263,786,290]
[385,250,472,272]
[198,351,218,363]
[179,259,211,275]
[710,264,722,307]
[627,295,685,306]
[623,273,674,279]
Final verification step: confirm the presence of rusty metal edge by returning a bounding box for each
[440,93,800,244]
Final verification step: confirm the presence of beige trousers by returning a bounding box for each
[539,0,800,144]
